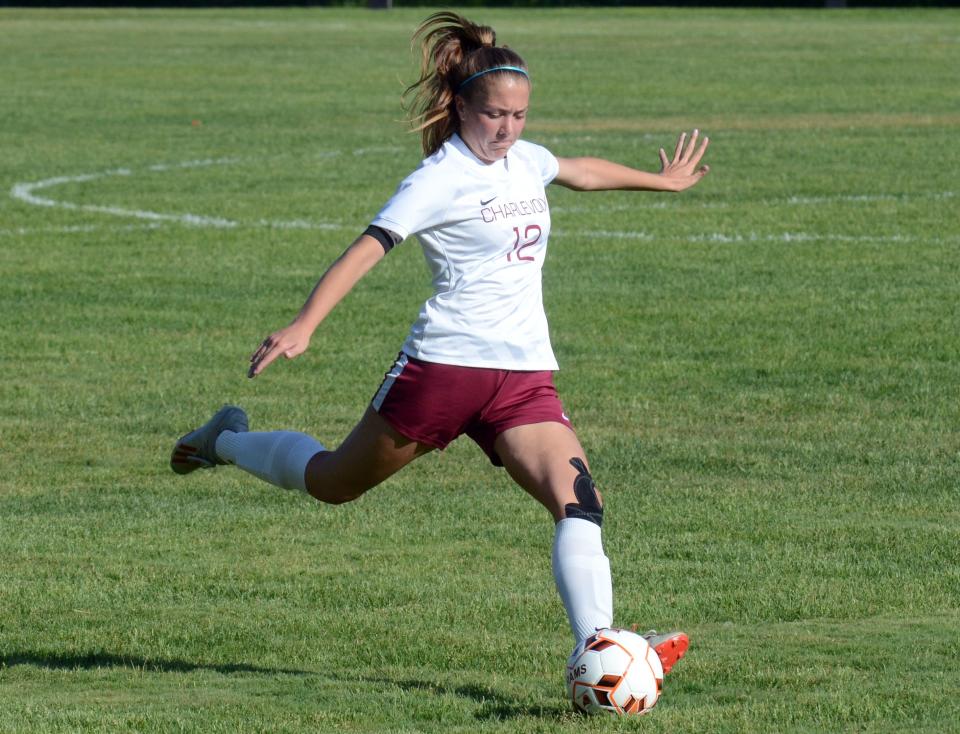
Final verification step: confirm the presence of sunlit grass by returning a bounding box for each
[1,6,958,733]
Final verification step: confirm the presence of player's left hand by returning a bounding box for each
[659,129,710,191]
[248,322,312,378]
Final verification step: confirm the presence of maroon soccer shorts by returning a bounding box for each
[371,352,574,466]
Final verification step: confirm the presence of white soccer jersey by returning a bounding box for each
[371,134,560,370]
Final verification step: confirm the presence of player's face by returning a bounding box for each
[457,76,530,164]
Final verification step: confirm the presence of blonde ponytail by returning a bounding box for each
[403,11,528,156]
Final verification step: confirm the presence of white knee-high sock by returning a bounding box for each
[553,517,614,643]
[214,430,326,492]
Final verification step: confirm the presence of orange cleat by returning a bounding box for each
[642,630,689,675]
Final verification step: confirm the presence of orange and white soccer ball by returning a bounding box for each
[566,628,664,716]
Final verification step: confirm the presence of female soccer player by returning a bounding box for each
[171,11,708,675]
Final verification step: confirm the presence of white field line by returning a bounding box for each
[0,223,164,237]
[311,146,403,160]
[551,190,957,215]
[11,159,240,228]
[145,158,241,173]
[553,200,695,214]
[787,191,956,205]
[4,221,951,247]
[350,145,404,156]
[7,155,373,232]
[0,220,347,237]
[255,218,342,231]
[561,230,956,245]
[9,154,955,239]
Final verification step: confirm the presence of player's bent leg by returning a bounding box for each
[173,405,431,504]
[216,428,325,492]
[493,421,593,522]
[494,422,613,643]
[303,406,433,504]
[173,404,325,490]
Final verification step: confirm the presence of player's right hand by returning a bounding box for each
[248,323,311,378]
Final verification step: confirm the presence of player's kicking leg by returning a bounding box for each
[170,405,431,503]
[171,405,248,473]
[642,631,689,675]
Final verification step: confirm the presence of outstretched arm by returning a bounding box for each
[248,234,386,378]
[553,130,709,193]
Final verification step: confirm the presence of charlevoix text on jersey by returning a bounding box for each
[481,197,548,223]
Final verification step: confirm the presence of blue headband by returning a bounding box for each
[457,65,529,93]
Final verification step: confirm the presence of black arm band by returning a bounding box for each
[363,225,403,253]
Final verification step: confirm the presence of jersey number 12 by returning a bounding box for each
[507,224,542,263]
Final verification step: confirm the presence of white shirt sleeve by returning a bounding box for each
[524,141,560,186]
[370,166,450,242]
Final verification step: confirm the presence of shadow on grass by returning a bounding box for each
[2,652,571,721]
[0,651,310,677]
[367,677,572,722]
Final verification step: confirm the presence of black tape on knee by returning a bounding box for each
[564,457,603,527]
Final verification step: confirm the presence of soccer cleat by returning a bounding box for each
[170,405,248,475]
[642,630,689,675]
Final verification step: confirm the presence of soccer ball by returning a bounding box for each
[566,628,664,716]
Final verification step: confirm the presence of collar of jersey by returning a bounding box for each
[450,133,512,171]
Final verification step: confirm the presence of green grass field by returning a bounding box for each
[2,6,959,732]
